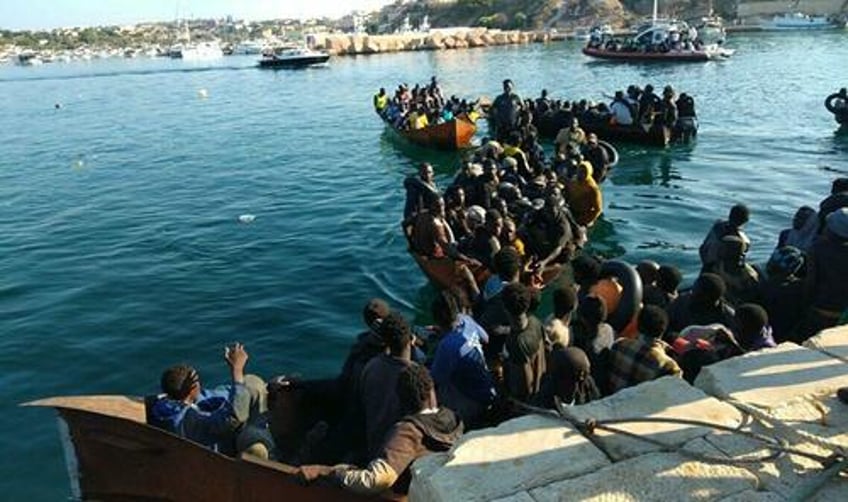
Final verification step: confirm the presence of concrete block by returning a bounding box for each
[565,377,743,460]
[704,428,843,499]
[717,490,785,501]
[492,492,535,502]
[694,343,848,410]
[803,325,848,363]
[408,415,610,502]
[529,451,758,502]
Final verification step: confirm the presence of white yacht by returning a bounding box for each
[760,12,842,30]
[170,41,223,60]
[232,40,265,55]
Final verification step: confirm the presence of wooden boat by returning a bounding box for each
[535,113,672,148]
[23,395,402,501]
[384,115,477,151]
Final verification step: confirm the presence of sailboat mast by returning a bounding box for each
[652,0,658,23]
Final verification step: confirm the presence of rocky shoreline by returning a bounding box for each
[310,29,552,56]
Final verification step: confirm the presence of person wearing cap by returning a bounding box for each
[150,343,269,456]
[581,132,610,183]
[800,207,848,339]
[699,204,751,271]
[565,161,603,227]
[667,273,737,335]
[759,246,806,343]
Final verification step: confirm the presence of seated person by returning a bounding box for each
[667,273,736,335]
[150,343,270,457]
[298,364,463,496]
[608,306,682,394]
[711,235,761,307]
[734,304,776,352]
[535,346,600,408]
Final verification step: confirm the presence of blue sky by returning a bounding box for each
[1,0,392,30]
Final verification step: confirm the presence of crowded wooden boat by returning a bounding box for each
[374,79,481,150]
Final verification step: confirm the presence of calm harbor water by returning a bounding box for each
[2,32,847,498]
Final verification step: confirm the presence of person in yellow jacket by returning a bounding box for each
[373,88,389,115]
[566,161,603,227]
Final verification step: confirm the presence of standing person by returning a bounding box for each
[582,133,610,183]
[373,87,389,116]
[298,364,463,496]
[608,306,682,394]
[430,291,496,425]
[674,92,698,142]
[801,208,848,339]
[609,90,634,126]
[150,343,269,456]
[501,283,547,402]
[491,79,523,142]
[554,117,586,155]
[699,204,751,271]
[817,178,848,234]
[359,311,414,458]
[565,161,603,227]
[659,86,678,129]
[637,84,660,124]
[403,163,440,222]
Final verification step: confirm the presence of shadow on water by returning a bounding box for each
[610,147,691,188]
[378,129,467,173]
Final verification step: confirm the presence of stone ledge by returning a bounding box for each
[565,377,743,461]
[408,414,610,502]
[528,451,758,502]
[803,325,848,363]
[694,342,848,410]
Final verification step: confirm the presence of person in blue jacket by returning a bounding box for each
[150,343,270,456]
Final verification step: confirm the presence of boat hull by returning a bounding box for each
[24,396,400,502]
[582,47,714,62]
[259,54,330,68]
[385,117,477,150]
[534,113,671,147]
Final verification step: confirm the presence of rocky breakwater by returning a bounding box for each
[310,29,551,56]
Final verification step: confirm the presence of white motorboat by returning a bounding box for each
[760,12,842,30]
[258,47,330,69]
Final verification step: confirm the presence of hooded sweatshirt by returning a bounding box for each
[566,162,603,226]
[336,407,463,495]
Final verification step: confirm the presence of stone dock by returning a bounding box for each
[309,29,552,57]
[409,326,848,501]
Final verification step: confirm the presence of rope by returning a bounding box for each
[510,398,843,468]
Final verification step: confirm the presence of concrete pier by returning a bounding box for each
[410,326,848,501]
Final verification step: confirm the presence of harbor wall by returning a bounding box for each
[737,0,848,17]
[308,29,551,56]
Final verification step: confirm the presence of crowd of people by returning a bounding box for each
[145,77,848,497]
[373,77,481,131]
[587,22,707,54]
[490,80,698,150]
